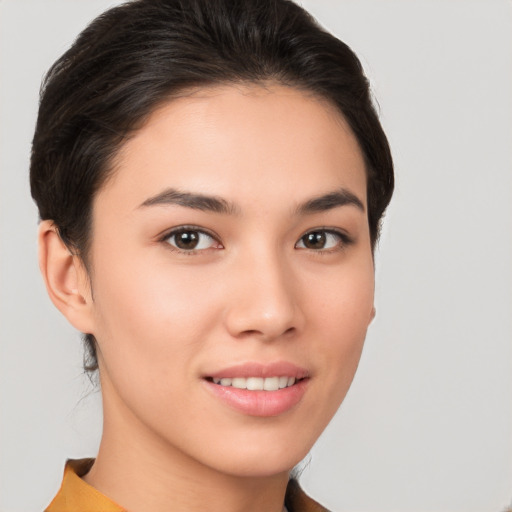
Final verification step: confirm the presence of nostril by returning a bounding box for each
[236,326,296,342]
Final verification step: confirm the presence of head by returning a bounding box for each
[31,0,393,477]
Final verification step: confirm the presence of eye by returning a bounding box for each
[164,227,221,252]
[295,229,348,251]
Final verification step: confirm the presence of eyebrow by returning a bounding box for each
[139,188,240,214]
[138,187,364,215]
[295,188,365,214]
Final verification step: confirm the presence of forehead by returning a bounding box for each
[97,83,367,214]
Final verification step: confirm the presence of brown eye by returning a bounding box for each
[302,231,326,249]
[174,231,199,249]
[165,228,219,251]
[296,230,345,251]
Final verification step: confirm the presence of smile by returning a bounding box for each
[209,376,298,391]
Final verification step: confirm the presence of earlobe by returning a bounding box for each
[370,306,376,323]
[38,220,95,333]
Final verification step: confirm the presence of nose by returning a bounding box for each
[223,249,303,342]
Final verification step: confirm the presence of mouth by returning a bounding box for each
[205,376,302,391]
[203,362,309,417]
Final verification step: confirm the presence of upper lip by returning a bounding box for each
[205,361,309,380]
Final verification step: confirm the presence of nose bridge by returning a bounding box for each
[224,243,301,340]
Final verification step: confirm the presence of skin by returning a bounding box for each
[39,84,375,512]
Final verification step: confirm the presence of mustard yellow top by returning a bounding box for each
[45,459,328,512]
[45,459,123,512]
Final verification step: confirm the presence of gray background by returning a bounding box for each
[1,1,511,511]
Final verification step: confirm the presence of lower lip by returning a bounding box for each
[204,379,309,417]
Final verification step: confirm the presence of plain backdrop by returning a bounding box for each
[0,1,511,511]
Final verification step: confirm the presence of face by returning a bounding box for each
[85,84,374,477]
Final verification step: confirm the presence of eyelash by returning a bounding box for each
[159,226,353,254]
[160,225,222,255]
[295,228,353,253]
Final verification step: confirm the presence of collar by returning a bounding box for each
[45,459,124,511]
[45,458,329,512]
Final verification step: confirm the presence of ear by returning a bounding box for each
[38,220,96,334]
[369,306,376,323]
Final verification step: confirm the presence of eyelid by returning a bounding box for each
[295,227,353,250]
[157,225,352,253]
[159,225,223,252]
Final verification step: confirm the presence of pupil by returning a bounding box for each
[305,232,326,249]
[176,231,198,249]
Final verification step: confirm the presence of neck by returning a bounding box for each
[84,376,290,512]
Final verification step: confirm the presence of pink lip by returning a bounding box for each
[206,361,309,380]
[203,361,310,417]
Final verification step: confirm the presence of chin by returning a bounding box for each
[197,430,315,479]
[214,453,305,479]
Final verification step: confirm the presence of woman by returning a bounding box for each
[30,0,393,510]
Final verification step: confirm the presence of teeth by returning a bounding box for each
[263,376,279,391]
[232,377,246,389]
[246,377,264,390]
[278,376,289,389]
[212,376,298,391]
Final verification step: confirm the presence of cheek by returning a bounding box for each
[307,256,374,396]
[88,250,229,438]
[311,254,374,334]
[89,246,222,377]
